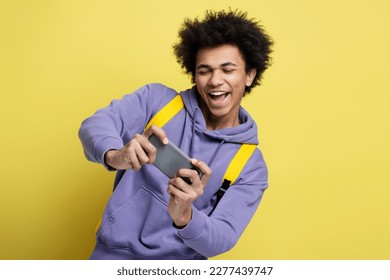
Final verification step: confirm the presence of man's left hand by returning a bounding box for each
[167,159,211,227]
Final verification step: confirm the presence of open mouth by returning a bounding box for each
[209,91,230,103]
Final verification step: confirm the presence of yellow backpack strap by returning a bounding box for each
[223,144,257,184]
[209,144,257,215]
[145,95,184,130]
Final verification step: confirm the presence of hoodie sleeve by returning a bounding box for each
[78,83,177,170]
[177,148,269,257]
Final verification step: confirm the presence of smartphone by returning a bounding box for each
[148,134,203,184]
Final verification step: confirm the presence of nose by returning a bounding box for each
[208,70,223,87]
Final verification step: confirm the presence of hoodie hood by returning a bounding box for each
[180,86,259,145]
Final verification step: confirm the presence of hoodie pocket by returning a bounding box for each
[98,186,185,257]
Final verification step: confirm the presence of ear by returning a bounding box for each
[245,69,257,87]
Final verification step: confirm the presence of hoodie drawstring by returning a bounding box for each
[208,140,225,167]
[189,108,198,158]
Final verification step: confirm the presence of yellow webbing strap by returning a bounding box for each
[223,144,257,184]
[145,95,184,130]
[209,143,257,215]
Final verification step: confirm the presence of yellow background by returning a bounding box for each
[1,0,389,259]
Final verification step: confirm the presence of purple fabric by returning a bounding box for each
[79,83,268,259]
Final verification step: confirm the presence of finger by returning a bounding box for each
[140,140,157,163]
[191,159,212,182]
[144,124,168,145]
[176,168,199,185]
[168,184,191,201]
[132,134,157,163]
[126,144,142,170]
[169,177,192,193]
[167,184,181,198]
[175,169,204,198]
[131,135,151,164]
[167,185,174,196]
[121,158,134,170]
[117,154,133,170]
[125,161,133,170]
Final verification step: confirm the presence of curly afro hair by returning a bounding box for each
[173,9,273,94]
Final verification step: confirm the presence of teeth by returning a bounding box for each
[209,91,227,96]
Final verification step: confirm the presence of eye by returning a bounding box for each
[197,70,211,75]
[223,68,234,73]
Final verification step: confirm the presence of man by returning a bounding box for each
[79,9,273,259]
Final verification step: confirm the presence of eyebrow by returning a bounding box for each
[196,62,238,70]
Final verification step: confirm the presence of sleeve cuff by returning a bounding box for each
[94,137,124,170]
[178,206,207,240]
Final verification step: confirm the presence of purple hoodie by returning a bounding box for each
[79,83,268,259]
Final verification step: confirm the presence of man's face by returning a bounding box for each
[195,44,256,130]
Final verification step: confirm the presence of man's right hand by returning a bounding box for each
[104,125,168,171]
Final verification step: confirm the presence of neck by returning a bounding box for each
[201,107,240,130]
